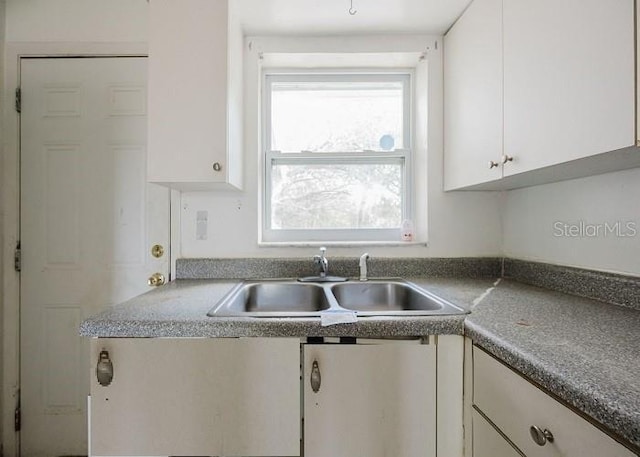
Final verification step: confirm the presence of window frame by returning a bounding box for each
[261,71,414,243]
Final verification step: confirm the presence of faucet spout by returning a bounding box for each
[359,253,370,281]
[313,247,329,277]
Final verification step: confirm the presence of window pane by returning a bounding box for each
[270,80,404,152]
[270,162,403,229]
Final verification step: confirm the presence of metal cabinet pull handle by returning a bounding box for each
[96,350,114,387]
[310,360,321,393]
[502,154,514,164]
[489,160,500,169]
[530,425,554,446]
[212,162,222,172]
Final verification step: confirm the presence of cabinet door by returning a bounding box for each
[444,0,504,190]
[303,341,436,457]
[473,409,522,457]
[147,0,243,190]
[90,338,300,456]
[503,0,635,176]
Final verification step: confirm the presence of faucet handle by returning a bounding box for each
[359,252,370,281]
[313,247,326,263]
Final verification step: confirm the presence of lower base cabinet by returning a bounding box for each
[87,335,450,457]
[303,340,437,457]
[89,337,300,457]
[472,346,635,457]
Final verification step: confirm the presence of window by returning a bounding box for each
[262,72,413,243]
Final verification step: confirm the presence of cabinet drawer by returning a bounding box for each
[473,346,634,457]
[473,409,522,457]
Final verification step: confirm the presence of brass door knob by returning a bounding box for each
[148,273,166,287]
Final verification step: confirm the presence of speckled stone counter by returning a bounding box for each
[79,277,499,338]
[466,279,640,452]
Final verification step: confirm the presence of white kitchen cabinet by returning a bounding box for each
[472,346,635,457]
[473,409,522,457]
[502,0,635,177]
[89,338,300,457]
[444,0,503,189]
[147,0,243,191]
[444,0,638,191]
[303,340,436,457]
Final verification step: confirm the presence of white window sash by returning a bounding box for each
[261,72,414,243]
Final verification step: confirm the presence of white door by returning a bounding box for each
[20,57,169,457]
[303,341,437,457]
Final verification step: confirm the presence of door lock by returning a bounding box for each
[151,244,164,258]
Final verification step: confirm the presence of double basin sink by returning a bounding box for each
[208,279,466,317]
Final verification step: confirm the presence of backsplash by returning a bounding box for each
[176,257,503,280]
[177,257,640,311]
[503,259,640,311]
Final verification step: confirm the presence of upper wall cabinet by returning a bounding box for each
[147,0,243,191]
[444,0,639,191]
[444,0,503,189]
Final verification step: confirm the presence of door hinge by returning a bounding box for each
[15,88,21,113]
[14,402,20,432]
[14,242,21,272]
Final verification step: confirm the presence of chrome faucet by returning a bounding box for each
[313,247,329,278]
[359,253,370,281]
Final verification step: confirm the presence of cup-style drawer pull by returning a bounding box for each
[310,360,321,393]
[96,350,114,387]
[530,425,554,446]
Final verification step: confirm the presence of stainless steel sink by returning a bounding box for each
[208,279,465,317]
[330,280,460,316]
[208,281,332,317]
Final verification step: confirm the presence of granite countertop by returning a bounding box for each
[465,279,640,452]
[79,277,498,338]
[79,275,640,452]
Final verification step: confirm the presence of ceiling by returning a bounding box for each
[235,0,473,35]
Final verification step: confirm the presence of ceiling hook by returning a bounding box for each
[349,0,357,15]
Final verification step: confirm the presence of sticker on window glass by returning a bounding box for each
[379,134,395,151]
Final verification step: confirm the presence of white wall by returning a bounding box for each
[179,35,503,258]
[3,1,502,260]
[503,168,640,276]
[5,0,147,43]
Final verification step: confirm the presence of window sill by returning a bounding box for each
[258,241,428,248]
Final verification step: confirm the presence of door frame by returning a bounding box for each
[1,42,180,457]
